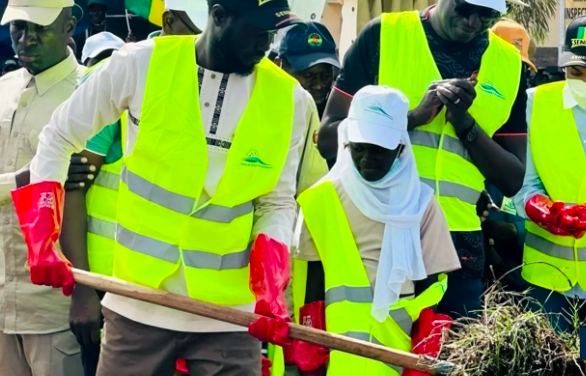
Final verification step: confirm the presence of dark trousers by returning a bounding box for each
[81,290,105,376]
[81,343,101,376]
[97,307,261,376]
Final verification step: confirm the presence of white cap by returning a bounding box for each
[81,32,125,64]
[165,0,208,29]
[1,0,74,26]
[465,0,527,14]
[347,86,409,151]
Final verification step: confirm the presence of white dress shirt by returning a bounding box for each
[31,39,315,332]
[0,53,85,334]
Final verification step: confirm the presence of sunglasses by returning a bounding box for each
[453,0,502,21]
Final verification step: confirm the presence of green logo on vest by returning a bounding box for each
[242,150,271,169]
[479,82,505,100]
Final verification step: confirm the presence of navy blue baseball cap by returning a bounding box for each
[279,21,340,71]
[212,0,302,31]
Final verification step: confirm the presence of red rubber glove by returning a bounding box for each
[525,195,573,237]
[11,182,74,296]
[261,355,272,376]
[289,302,329,375]
[175,358,188,375]
[249,316,292,346]
[557,204,586,238]
[248,235,293,346]
[403,308,452,376]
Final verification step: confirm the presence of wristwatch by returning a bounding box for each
[459,123,479,145]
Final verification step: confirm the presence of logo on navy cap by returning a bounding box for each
[308,33,323,47]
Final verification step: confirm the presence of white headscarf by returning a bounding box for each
[322,107,433,323]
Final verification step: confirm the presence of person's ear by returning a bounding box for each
[65,15,77,36]
[210,4,228,27]
[162,10,175,31]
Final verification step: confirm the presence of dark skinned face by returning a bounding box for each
[210,6,275,76]
[162,10,201,36]
[349,142,402,182]
[284,62,334,106]
[89,4,107,25]
[10,10,76,75]
[436,0,500,43]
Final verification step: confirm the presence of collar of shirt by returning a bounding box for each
[23,52,79,96]
[563,81,580,110]
[148,30,162,39]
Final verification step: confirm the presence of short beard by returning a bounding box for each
[215,35,257,77]
[234,65,256,77]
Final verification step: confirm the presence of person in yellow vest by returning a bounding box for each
[11,1,319,375]
[289,85,461,375]
[318,0,527,318]
[60,4,201,368]
[513,17,586,332]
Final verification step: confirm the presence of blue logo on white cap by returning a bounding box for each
[366,101,394,120]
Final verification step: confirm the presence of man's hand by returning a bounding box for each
[477,191,498,223]
[437,78,478,135]
[70,285,102,347]
[409,81,446,129]
[484,221,518,244]
[11,182,74,296]
[525,195,574,237]
[556,204,586,238]
[65,154,96,191]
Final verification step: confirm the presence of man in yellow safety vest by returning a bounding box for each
[513,16,586,332]
[319,0,527,318]
[11,1,320,375]
[291,85,460,375]
[59,4,203,373]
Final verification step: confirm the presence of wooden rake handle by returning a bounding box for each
[72,269,455,375]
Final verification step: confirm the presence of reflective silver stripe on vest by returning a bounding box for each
[325,286,374,307]
[192,201,254,223]
[389,308,413,336]
[525,232,586,261]
[420,178,481,205]
[116,224,180,264]
[410,130,473,163]
[121,166,195,215]
[95,171,120,191]
[340,332,403,374]
[442,135,473,163]
[183,243,252,270]
[410,130,439,149]
[88,217,116,239]
[326,287,413,335]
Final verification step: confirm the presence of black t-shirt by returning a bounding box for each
[335,9,528,136]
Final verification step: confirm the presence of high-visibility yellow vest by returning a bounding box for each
[85,116,125,276]
[83,59,125,276]
[522,81,586,292]
[379,12,522,232]
[296,181,448,375]
[113,36,296,305]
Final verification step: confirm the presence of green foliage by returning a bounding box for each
[508,0,559,43]
[438,285,586,376]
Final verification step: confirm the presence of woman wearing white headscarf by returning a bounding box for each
[289,86,460,375]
